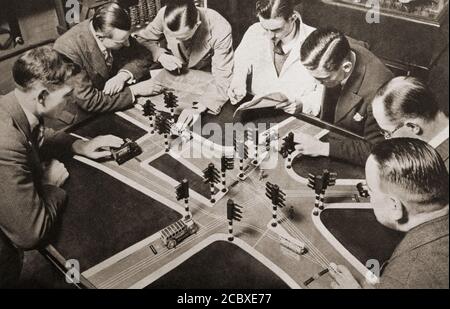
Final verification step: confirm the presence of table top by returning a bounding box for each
[41,102,401,289]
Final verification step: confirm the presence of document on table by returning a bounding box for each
[233,92,289,118]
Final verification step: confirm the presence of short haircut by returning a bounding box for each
[164,0,198,32]
[92,2,131,37]
[373,76,441,125]
[256,0,295,21]
[300,27,351,72]
[12,45,78,91]
[371,138,449,209]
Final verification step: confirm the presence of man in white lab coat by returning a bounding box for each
[229,0,324,116]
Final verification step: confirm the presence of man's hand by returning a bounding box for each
[103,71,131,96]
[275,99,302,115]
[158,54,184,72]
[173,107,204,134]
[294,132,330,157]
[72,135,124,160]
[228,84,247,105]
[329,263,362,289]
[129,79,170,97]
[42,159,69,187]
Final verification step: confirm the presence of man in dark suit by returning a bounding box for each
[0,46,123,288]
[291,28,393,166]
[330,139,448,289]
[372,76,449,171]
[52,2,161,130]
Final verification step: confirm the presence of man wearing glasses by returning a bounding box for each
[135,0,234,115]
[52,2,163,130]
[372,76,449,170]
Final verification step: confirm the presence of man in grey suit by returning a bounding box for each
[135,0,234,114]
[52,2,162,130]
[0,46,123,288]
[289,28,393,166]
[330,138,448,289]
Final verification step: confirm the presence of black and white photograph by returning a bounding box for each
[0,0,448,293]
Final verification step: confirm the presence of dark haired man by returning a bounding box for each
[0,46,123,287]
[331,138,449,289]
[372,76,449,170]
[291,28,393,166]
[229,0,324,116]
[135,0,234,114]
[53,2,160,130]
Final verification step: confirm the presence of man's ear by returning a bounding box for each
[342,61,353,73]
[95,32,106,41]
[37,89,49,107]
[390,197,405,222]
[406,122,422,136]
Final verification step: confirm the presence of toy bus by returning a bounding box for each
[160,218,199,249]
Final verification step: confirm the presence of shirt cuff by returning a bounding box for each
[119,70,136,84]
[128,86,136,103]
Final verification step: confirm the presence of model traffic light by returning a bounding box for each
[203,163,221,203]
[227,199,243,241]
[266,182,286,227]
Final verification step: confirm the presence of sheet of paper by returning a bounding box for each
[233,92,289,118]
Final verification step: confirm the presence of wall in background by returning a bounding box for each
[0,0,59,94]
[298,0,449,115]
[1,0,448,115]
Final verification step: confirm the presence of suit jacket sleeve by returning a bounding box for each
[0,129,66,250]
[231,26,255,88]
[54,38,135,113]
[68,70,135,113]
[328,103,384,166]
[40,128,77,162]
[114,37,152,82]
[135,8,168,63]
[209,21,234,103]
[199,20,234,115]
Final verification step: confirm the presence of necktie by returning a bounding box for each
[177,43,190,64]
[104,50,114,70]
[274,40,285,55]
[32,122,45,148]
[321,85,343,123]
[273,40,289,76]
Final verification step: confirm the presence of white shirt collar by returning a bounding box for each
[429,125,449,148]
